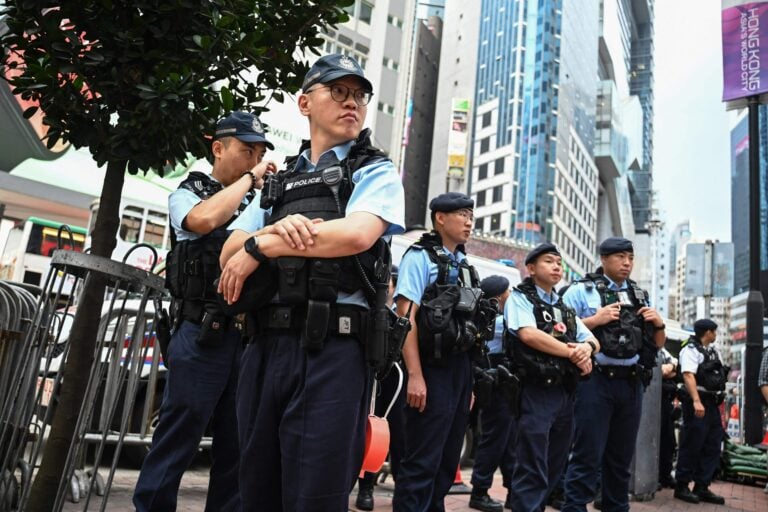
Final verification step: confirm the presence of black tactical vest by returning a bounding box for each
[689,339,728,392]
[504,277,581,386]
[259,129,390,306]
[408,232,490,363]
[165,172,253,303]
[577,272,649,359]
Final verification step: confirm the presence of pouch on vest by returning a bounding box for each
[277,256,308,305]
[417,286,460,361]
[308,258,341,302]
[197,302,228,346]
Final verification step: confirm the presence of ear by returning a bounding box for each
[298,93,311,117]
[211,139,224,159]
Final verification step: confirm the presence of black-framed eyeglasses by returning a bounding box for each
[306,83,373,106]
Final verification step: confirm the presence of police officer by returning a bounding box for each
[393,192,495,511]
[674,319,727,505]
[468,275,513,512]
[133,112,275,511]
[354,265,406,511]
[561,237,666,512]
[505,243,598,512]
[217,54,405,511]
[658,347,679,489]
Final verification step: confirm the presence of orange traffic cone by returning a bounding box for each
[448,464,472,494]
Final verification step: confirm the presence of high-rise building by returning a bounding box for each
[416,0,445,19]
[402,16,443,228]
[730,108,768,299]
[667,220,692,319]
[462,0,601,280]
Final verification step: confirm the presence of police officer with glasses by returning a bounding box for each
[505,243,598,512]
[217,54,405,511]
[561,236,666,512]
[393,192,496,511]
[134,111,275,512]
[468,275,514,512]
[674,318,727,505]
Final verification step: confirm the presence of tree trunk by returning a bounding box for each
[27,161,126,512]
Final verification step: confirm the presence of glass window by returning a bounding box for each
[494,158,504,175]
[476,190,486,207]
[360,1,373,24]
[491,213,501,232]
[475,217,485,231]
[480,137,490,153]
[482,111,492,127]
[478,163,488,180]
[493,185,503,203]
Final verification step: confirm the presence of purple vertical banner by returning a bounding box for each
[723,0,768,101]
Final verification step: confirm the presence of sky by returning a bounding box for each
[653,1,734,242]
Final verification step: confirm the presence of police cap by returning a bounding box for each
[429,192,474,213]
[599,237,634,256]
[525,242,561,265]
[302,53,373,92]
[693,318,718,336]
[480,275,510,298]
[214,111,274,150]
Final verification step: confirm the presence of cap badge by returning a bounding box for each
[251,117,263,132]
[339,55,356,70]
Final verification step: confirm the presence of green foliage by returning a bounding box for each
[1,0,353,174]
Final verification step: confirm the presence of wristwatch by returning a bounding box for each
[587,341,597,355]
[244,236,268,263]
[653,323,666,332]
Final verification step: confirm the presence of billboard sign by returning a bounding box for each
[722,0,768,102]
[447,98,470,180]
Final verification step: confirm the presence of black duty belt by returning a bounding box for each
[254,304,368,338]
[596,364,640,380]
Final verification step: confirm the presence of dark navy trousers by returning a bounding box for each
[470,386,517,491]
[237,332,372,512]
[658,392,677,482]
[509,383,574,512]
[562,372,643,512]
[675,398,724,487]
[393,351,472,512]
[133,320,242,512]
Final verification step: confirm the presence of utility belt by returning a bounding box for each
[680,387,725,405]
[251,302,368,341]
[595,363,642,381]
[177,300,242,346]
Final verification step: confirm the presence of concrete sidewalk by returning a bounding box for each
[60,465,766,511]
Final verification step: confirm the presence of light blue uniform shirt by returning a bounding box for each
[562,276,639,366]
[168,171,256,242]
[394,245,464,305]
[228,140,406,308]
[504,285,592,343]
[486,314,505,355]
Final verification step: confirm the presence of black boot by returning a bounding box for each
[355,480,374,511]
[674,483,700,504]
[469,488,503,512]
[693,484,725,505]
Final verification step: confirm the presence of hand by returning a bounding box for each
[406,373,427,412]
[567,342,592,366]
[595,303,621,325]
[269,214,323,250]
[637,306,663,328]
[217,248,260,304]
[249,160,277,189]
[576,357,593,376]
[693,399,705,418]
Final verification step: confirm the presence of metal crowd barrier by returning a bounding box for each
[0,230,187,512]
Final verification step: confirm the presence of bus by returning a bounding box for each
[87,197,172,273]
[0,216,87,288]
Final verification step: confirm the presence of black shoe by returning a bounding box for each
[469,489,504,512]
[659,477,676,489]
[355,486,374,511]
[693,485,725,505]
[674,485,700,504]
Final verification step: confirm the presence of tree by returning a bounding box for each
[1,1,351,509]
